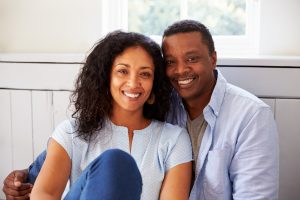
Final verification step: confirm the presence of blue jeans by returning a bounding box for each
[28,149,142,200]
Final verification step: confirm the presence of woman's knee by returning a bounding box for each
[73,149,142,200]
[89,149,140,177]
[88,149,142,188]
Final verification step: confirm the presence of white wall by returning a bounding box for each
[0,0,102,53]
[259,0,300,55]
[1,0,300,55]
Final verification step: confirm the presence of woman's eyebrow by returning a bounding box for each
[140,66,153,70]
[115,63,153,69]
[115,63,130,67]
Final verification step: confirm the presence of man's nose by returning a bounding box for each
[174,60,188,74]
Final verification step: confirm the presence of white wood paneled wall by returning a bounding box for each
[0,89,280,199]
[0,90,71,200]
[1,95,300,200]
[276,99,300,200]
[1,60,300,199]
[0,90,13,198]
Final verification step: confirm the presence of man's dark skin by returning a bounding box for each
[2,169,32,199]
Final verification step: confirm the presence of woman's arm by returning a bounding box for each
[159,162,192,200]
[30,139,71,200]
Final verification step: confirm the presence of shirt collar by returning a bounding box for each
[204,69,227,117]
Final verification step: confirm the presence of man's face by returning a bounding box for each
[162,32,217,103]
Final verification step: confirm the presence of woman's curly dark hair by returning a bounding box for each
[71,31,171,141]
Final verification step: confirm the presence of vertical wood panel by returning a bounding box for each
[276,99,300,200]
[32,91,54,159]
[260,98,276,114]
[0,90,12,199]
[10,90,33,169]
[53,91,73,127]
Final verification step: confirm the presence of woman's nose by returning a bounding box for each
[126,75,141,88]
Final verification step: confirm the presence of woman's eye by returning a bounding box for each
[140,72,152,78]
[117,69,127,74]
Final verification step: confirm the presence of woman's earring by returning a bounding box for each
[147,93,155,105]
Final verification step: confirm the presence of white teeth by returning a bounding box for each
[124,91,140,98]
[178,78,193,85]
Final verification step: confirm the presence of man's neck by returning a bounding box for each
[184,79,216,120]
[184,97,207,120]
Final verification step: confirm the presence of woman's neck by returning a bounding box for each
[110,110,150,133]
[110,109,151,153]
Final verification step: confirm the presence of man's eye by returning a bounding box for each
[187,57,198,63]
[165,60,175,65]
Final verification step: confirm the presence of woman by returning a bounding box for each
[31,31,192,200]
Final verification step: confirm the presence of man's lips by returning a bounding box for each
[178,78,194,85]
[172,75,197,88]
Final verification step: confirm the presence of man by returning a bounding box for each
[162,20,278,199]
[3,20,278,200]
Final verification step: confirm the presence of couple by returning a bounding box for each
[3,20,279,200]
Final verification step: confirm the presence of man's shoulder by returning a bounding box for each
[212,70,271,118]
[224,83,269,109]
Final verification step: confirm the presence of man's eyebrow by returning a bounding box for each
[185,50,201,55]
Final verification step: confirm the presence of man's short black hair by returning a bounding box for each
[163,20,215,55]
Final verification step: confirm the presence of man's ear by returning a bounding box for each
[210,51,217,69]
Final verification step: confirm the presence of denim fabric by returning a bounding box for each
[64,149,142,200]
[27,150,46,184]
[27,149,142,200]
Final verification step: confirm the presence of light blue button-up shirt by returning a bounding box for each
[167,69,279,200]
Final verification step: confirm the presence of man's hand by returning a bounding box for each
[2,169,32,200]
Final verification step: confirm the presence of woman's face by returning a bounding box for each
[110,46,155,115]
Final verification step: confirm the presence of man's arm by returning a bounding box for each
[230,107,279,199]
[2,150,46,200]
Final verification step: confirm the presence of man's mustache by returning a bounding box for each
[170,72,196,80]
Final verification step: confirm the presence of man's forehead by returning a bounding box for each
[162,32,205,55]
[163,31,202,40]
[163,32,203,46]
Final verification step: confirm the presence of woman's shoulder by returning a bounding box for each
[155,120,186,132]
[152,121,192,168]
[54,118,77,136]
[152,120,189,141]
